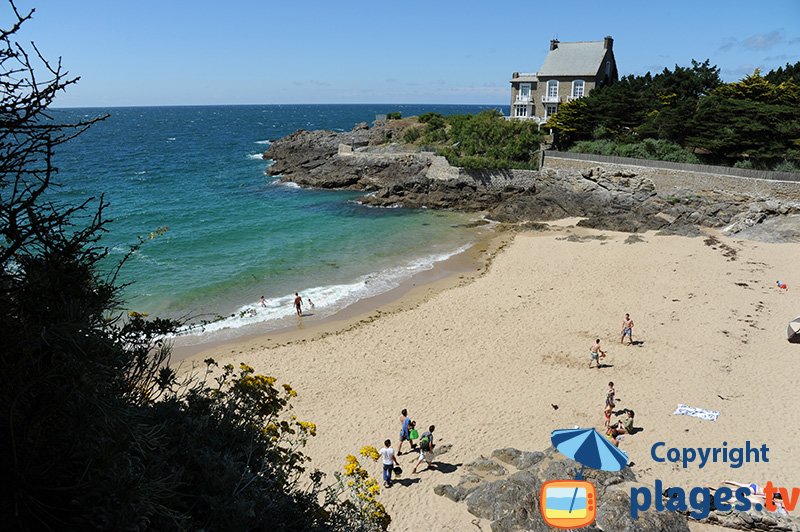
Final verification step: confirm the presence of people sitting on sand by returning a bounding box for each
[589,339,606,369]
[294,292,303,316]
[776,280,788,291]
[615,409,635,434]
[605,426,621,447]
[412,425,435,474]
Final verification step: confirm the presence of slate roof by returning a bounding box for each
[537,41,608,77]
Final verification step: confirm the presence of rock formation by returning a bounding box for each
[264,122,800,241]
[434,447,800,532]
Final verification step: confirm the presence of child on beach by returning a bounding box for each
[408,420,419,450]
[606,381,616,408]
[307,298,315,310]
[412,425,436,474]
[379,439,400,488]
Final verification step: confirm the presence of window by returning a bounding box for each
[547,80,558,98]
[546,104,558,118]
[514,105,528,117]
[572,80,585,98]
[520,83,531,99]
[606,61,611,77]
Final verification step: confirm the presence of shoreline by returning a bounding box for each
[171,225,511,366]
[175,222,800,530]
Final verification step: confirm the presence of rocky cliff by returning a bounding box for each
[264,123,800,240]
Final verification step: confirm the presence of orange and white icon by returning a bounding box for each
[540,479,597,529]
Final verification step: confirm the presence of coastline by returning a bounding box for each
[171,225,510,366]
[173,221,800,530]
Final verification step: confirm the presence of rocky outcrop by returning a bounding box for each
[435,447,689,532]
[264,121,434,190]
[264,123,800,240]
[436,447,800,531]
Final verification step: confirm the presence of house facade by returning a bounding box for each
[510,36,618,123]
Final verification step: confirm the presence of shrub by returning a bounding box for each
[773,159,800,173]
[402,127,421,143]
[386,112,402,120]
[418,112,443,123]
[733,159,754,169]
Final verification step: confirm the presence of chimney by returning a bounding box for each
[604,35,613,50]
[512,72,519,79]
[549,38,559,51]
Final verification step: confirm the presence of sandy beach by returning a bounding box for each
[181,221,800,530]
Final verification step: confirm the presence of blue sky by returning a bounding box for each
[12,0,800,107]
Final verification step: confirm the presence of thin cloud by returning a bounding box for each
[718,29,787,52]
[743,30,784,50]
[763,54,788,62]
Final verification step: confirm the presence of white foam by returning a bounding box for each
[254,139,271,145]
[247,153,265,160]
[167,137,176,141]
[174,243,471,339]
[270,179,300,189]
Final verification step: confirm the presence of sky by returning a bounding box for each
[9,0,800,107]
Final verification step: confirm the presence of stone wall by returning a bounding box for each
[544,154,800,200]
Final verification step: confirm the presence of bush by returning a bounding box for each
[0,6,384,530]
[733,159,754,169]
[418,112,443,123]
[570,139,700,163]
[402,127,421,143]
[773,159,800,173]
[386,112,401,120]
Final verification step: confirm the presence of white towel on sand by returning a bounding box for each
[673,404,720,421]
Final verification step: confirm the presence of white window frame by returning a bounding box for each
[520,83,531,99]
[514,105,528,117]
[572,79,585,98]
[547,80,559,98]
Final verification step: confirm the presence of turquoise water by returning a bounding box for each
[51,104,503,339]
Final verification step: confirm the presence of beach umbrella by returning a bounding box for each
[788,316,800,343]
[551,428,629,514]
[551,428,629,474]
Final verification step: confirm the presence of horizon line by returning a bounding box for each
[52,102,510,110]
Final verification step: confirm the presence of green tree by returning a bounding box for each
[687,71,800,165]
[0,5,386,530]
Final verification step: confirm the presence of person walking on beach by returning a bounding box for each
[604,381,616,427]
[397,409,411,455]
[589,339,606,369]
[621,313,634,345]
[379,439,400,488]
[412,425,435,474]
[294,293,303,316]
[259,295,266,308]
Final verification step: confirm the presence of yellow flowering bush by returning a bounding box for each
[334,447,391,530]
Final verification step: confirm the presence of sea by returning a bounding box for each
[50,104,507,342]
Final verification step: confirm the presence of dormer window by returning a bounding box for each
[572,80,585,98]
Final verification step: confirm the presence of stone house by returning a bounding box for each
[510,36,618,123]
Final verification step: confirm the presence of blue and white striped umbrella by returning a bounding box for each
[551,428,629,472]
